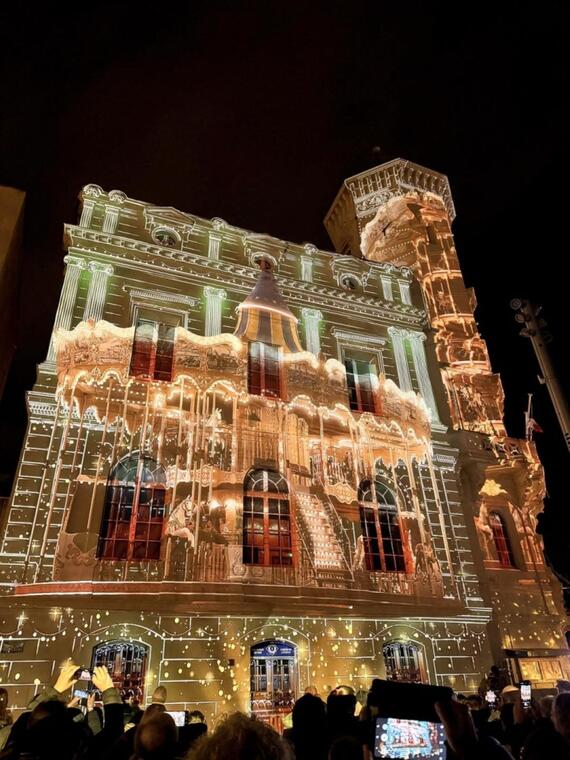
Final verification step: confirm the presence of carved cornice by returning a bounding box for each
[123,286,199,307]
[331,328,386,347]
[65,227,427,327]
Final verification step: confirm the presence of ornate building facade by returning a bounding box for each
[0,159,567,721]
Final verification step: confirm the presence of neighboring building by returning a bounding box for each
[0,162,567,722]
[0,186,25,399]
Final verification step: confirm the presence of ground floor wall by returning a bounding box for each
[0,602,496,720]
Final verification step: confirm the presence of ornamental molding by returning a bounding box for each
[88,261,114,275]
[331,328,387,347]
[143,206,196,241]
[123,286,199,307]
[65,229,427,327]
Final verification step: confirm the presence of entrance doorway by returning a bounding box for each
[92,640,149,700]
[250,640,297,731]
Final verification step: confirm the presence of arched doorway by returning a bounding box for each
[92,640,149,700]
[250,640,297,729]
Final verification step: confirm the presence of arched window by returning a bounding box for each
[383,642,423,683]
[92,641,149,699]
[97,453,166,561]
[243,470,292,567]
[358,478,406,573]
[489,512,516,568]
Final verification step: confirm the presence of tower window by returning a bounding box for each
[344,358,378,413]
[97,454,166,562]
[248,342,282,399]
[130,319,175,382]
[489,512,516,568]
[243,469,292,567]
[358,478,406,572]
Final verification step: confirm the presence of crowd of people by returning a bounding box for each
[0,662,570,759]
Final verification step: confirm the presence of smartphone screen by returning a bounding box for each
[485,689,497,706]
[73,689,89,699]
[167,711,186,727]
[374,716,447,759]
[520,681,531,708]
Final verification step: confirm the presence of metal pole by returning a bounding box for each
[511,299,570,454]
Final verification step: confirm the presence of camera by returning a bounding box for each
[365,679,453,759]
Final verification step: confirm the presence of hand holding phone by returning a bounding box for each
[485,689,497,706]
[520,681,532,709]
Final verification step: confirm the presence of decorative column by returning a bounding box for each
[84,261,114,322]
[380,275,393,301]
[46,256,86,361]
[208,219,225,260]
[300,243,316,282]
[398,280,412,305]
[102,205,120,234]
[204,286,226,336]
[388,327,412,392]
[407,331,441,423]
[301,308,322,355]
[79,199,95,228]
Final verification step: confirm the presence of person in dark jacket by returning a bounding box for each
[283,694,327,760]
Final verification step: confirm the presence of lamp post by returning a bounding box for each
[510,299,570,455]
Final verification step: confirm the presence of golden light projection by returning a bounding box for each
[0,163,567,725]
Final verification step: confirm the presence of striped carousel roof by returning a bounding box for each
[234,263,303,353]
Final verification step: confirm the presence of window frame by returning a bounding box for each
[344,356,379,414]
[248,341,283,400]
[358,478,407,573]
[242,469,294,567]
[129,317,176,382]
[97,454,166,562]
[489,511,517,569]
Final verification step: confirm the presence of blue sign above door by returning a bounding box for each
[251,641,295,658]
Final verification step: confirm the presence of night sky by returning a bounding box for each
[1,3,569,585]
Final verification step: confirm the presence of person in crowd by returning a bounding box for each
[553,692,570,745]
[326,685,360,747]
[106,703,167,760]
[435,698,515,759]
[521,693,570,760]
[131,710,177,760]
[0,660,122,760]
[0,689,12,730]
[329,735,362,760]
[283,693,327,760]
[151,686,168,706]
[187,711,292,759]
[187,710,205,724]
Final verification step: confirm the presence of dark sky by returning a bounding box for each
[1,2,569,581]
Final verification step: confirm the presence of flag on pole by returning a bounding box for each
[525,393,544,439]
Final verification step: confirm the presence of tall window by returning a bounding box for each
[92,641,149,699]
[130,319,175,382]
[243,470,292,566]
[248,342,282,399]
[358,478,406,572]
[383,642,423,683]
[345,358,377,413]
[489,512,516,568]
[98,454,166,561]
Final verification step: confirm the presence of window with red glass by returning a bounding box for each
[248,342,282,399]
[243,469,293,567]
[489,512,516,568]
[129,319,175,382]
[358,478,406,572]
[344,358,378,413]
[98,454,166,561]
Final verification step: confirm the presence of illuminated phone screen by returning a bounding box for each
[521,682,531,706]
[485,689,497,704]
[374,717,447,759]
[167,711,186,727]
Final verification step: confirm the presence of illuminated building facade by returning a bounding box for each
[0,160,567,721]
